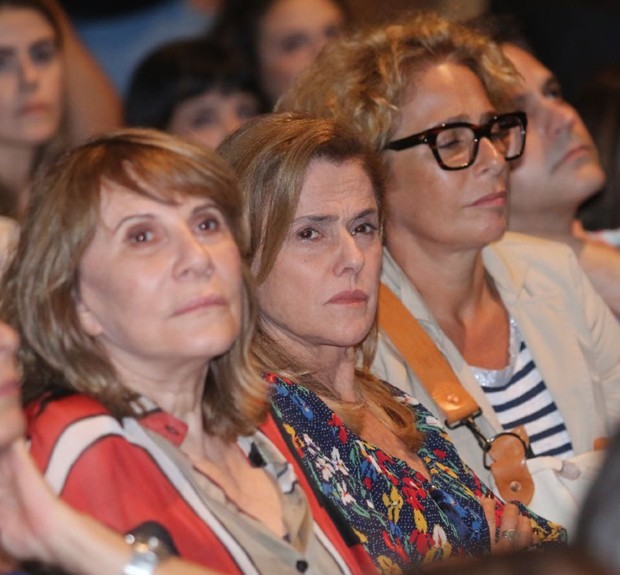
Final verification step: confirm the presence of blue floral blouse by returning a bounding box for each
[265,372,567,574]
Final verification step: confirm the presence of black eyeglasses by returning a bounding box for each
[385,111,528,171]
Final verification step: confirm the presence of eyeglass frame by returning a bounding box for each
[384,111,528,171]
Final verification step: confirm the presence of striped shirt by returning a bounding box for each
[471,323,574,458]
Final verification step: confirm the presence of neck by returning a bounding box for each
[110,352,208,434]
[509,204,576,242]
[386,227,490,321]
[0,143,36,203]
[261,324,359,402]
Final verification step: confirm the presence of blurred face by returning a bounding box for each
[0,8,63,149]
[503,44,605,215]
[168,88,260,149]
[257,0,344,103]
[77,183,243,376]
[0,322,23,448]
[256,159,381,352]
[385,63,509,251]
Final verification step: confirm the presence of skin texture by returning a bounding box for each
[257,0,344,104]
[385,62,513,372]
[256,158,382,377]
[77,183,243,388]
[503,44,620,316]
[385,63,510,258]
[0,7,63,148]
[503,44,605,233]
[167,88,260,149]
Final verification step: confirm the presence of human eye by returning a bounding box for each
[280,33,307,54]
[296,227,320,241]
[30,39,58,66]
[543,78,564,101]
[0,49,14,73]
[236,99,259,120]
[190,109,217,130]
[194,207,228,237]
[437,127,468,150]
[352,222,378,236]
[324,23,342,40]
[126,227,155,244]
[197,216,221,233]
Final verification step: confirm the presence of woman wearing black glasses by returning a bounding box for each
[282,12,620,534]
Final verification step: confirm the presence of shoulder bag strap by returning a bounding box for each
[378,282,534,505]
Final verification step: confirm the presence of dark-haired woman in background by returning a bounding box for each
[210,0,350,107]
[125,37,267,150]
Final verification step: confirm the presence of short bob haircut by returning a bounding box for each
[279,11,520,153]
[0,128,267,439]
[219,113,422,449]
[125,37,268,132]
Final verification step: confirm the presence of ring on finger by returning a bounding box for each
[500,528,519,549]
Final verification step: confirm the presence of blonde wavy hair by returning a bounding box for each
[279,11,520,153]
[219,113,422,449]
[0,128,268,439]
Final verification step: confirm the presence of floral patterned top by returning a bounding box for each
[265,372,567,574]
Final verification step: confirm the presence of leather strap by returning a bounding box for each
[378,283,534,505]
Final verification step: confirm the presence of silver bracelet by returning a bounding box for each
[123,533,171,575]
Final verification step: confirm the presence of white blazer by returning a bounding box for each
[373,232,620,532]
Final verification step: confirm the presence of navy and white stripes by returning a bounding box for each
[473,337,574,459]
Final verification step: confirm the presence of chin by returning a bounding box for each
[0,405,26,446]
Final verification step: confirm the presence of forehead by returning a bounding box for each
[502,44,551,91]
[260,0,343,34]
[0,7,55,45]
[297,158,376,211]
[400,62,494,127]
[96,180,215,225]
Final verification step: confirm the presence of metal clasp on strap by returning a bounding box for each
[446,410,534,469]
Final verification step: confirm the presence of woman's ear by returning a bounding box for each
[75,296,103,337]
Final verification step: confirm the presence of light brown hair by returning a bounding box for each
[219,112,422,448]
[1,128,268,439]
[279,11,519,153]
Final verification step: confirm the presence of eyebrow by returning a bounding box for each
[293,206,378,224]
[110,200,218,232]
[351,207,379,221]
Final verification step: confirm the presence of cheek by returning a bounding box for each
[44,63,64,102]
[192,128,225,150]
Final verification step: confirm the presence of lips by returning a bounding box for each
[0,378,20,399]
[327,289,369,304]
[18,102,52,117]
[469,191,508,207]
[172,295,227,316]
[554,143,594,170]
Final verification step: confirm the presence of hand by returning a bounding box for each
[480,495,537,553]
[0,439,66,564]
[0,323,23,452]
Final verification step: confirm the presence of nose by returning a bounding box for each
[174,228,214,280]
[224,113,244,138]
[18,55,39,91]
[542,99,578,137]
[474,136,507,177]
[334,231,365,276]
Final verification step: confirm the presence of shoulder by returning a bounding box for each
[26,392,116,436]
[27,392,127,472]
[484,232,589,298]
[487,231,577,269]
